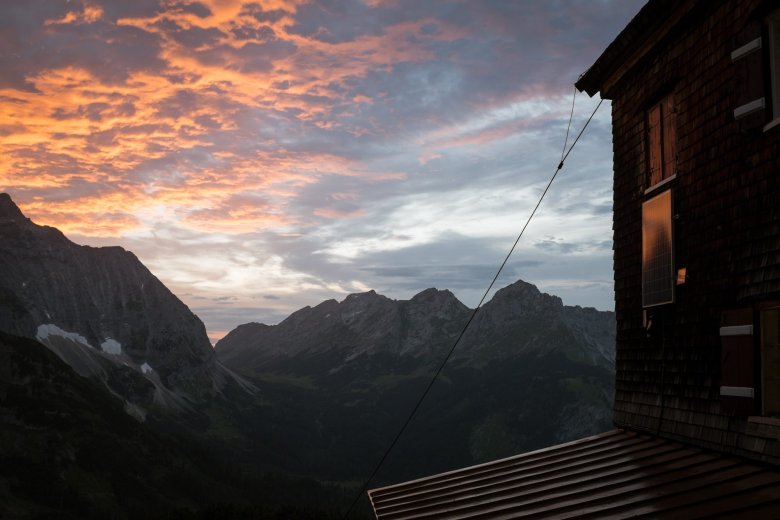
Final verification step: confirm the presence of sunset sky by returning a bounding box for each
[2,0,646,341]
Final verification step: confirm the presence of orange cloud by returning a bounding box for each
[0,1,467,238]
[45,3,104,26]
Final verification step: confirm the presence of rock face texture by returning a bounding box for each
[0,193,215,400]
[217,280,615,375]
[458,280,615,369]
[217,287,472,372]
[215,279,617,483]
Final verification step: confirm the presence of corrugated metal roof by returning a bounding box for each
[368,429,780,519]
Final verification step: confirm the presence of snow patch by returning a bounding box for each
[140,362,153,375]
[124,402,147,422]
[100,338,122,355]
[36,324,93,349]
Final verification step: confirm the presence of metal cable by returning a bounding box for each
[342,95,604,520]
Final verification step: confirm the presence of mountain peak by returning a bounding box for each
[346,289,376,298]
[0,193,26,221]
[411,287,460,306]
[491,279,559,302]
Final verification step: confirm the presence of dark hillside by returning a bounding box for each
[0,332,358,519]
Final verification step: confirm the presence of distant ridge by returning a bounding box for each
[217,278,615,373]
[212,277,616,483]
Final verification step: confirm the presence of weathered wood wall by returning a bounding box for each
[608,0,780,464]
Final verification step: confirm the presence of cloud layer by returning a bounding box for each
[1,0,646,341]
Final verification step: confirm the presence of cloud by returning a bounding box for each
[1,0,646,338]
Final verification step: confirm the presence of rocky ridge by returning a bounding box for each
[0,193,246,414]
[216,279,615,374]
[213,280,617,483]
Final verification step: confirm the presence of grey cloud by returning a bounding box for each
[190,39,297,73]
[152,18,224,49]
[240,4,288,24]
[153,89,200,119]
[0,0,69,91]
[97,0,163,21]
[286,0,394,44]
[534,239,612,255]
[556,201,613,216]
[234,40,298,73]
[175,1,212,19]
[230,24,276,41]
[0,0,192,90]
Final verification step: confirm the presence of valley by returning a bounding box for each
[0,193,615,518]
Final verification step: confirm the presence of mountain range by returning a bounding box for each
[213,279,615,484]
[0,192,616,517]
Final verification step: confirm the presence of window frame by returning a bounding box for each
[641,189,675,308]
[645,92,677,190]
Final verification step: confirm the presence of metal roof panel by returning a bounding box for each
[368,429,780,519]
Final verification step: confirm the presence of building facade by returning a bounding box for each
[577,0,780,464]
[367,2,780,516]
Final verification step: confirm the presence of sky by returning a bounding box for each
[1,0,647,342]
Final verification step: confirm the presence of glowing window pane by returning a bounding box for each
[642,190,674,307]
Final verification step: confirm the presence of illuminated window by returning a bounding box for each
[646,93,676,188]
[642,190,674,308]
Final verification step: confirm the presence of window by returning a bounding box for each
[731,8,780,131]
[720,305,780,417]
[642,93,676,307]
[642,189,674,308]
[720,308,756,416]
[646,93,676,187]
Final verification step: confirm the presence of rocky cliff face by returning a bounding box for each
[0,193,223,407]
[217,287,471,373]
[214,278,616,483]
[217,279,614,374]
[458,280,615,369]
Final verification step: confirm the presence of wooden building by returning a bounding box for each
[367,0,780,516]
[576,0,780,466]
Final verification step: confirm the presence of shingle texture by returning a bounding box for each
[603,0,780,463]
[368,429,780,519]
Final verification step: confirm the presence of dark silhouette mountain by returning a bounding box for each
[217,287,471,371]
[214,281,616,484]
[0,331,354,519]
[0,191,616,501]
[0,193,250,414]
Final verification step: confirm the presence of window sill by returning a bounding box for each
[763,117,780,132]
[644,173,677,196]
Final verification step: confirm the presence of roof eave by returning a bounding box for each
[575,0,684,98]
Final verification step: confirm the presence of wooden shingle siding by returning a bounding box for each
[605,0,780,465]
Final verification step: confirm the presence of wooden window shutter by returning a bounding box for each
[760,307,780,416]
[732,20,766,131]
[647,103,662,186]
[720,308,756,415]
